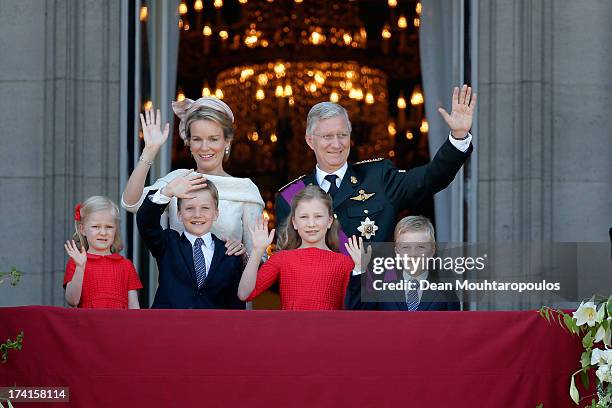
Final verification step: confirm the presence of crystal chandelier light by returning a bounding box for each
[174,0,424,177]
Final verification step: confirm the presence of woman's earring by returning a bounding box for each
[225,146,230,155]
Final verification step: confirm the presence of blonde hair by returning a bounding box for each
[394,215,436,243]
[276,185,340,251]
[73,196,123,253]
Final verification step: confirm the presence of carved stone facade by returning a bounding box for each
[0,0,121,306]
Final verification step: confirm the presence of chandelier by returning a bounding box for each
[217,61,388,172]
[171,0,426,178]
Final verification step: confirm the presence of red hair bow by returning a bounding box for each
[74,204,82,221]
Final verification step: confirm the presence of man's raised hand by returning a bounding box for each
[437,84,477,140]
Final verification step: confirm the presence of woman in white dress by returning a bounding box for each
[122,97,264,256]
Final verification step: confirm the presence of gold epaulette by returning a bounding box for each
[353,157,384,165]
[278,174,306,192]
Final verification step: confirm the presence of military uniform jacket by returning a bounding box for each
[275,138,472,243]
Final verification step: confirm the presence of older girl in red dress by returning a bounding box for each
[238,185,365,310]
[63,196,142,309]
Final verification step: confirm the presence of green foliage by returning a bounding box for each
[0,332,24,364]
[539,297,612,407]
[0,400,15,408]
[583,331,594,349]
[570,374,580,404]
[580,368,590,391]
[0,267,21,286]
[0,268,24,366]
[597,386,612,407]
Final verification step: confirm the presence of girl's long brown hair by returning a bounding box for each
[276,185,340,252]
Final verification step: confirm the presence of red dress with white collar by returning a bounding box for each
[63,253,143,309]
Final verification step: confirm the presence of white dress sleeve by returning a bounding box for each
[238,179,266,262]
[121,169,188,213]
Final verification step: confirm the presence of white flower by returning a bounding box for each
[596,303,607,323]
[595,364,612,383]
[596,326,607,343]
[594,325,611,347]
[573,301,597,327]
[592,348,606,365]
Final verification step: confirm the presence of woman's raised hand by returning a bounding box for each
[248,217,275,253]
[140,108,170,150]
[162,170,207,199]
[64,240,87,268]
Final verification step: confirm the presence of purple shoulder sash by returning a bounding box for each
[280,180,349,256]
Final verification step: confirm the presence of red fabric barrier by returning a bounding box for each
[0,307,588,407]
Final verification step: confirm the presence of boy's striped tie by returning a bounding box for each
[193,237,207,288]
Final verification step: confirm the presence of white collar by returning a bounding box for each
[315,162,348,186]
[403,270,429,282]
[183,231,214,249]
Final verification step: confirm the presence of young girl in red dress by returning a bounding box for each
[238,185,365,310]
[63,196,143,309]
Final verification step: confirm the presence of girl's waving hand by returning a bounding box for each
[64,240,87,268]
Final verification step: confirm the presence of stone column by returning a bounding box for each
[475,0,612,308]
[0,0,122,306]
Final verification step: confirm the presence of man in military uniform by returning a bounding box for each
[275,85,476,249]
[275,85,476,309]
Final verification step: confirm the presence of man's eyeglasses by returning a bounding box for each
[314,132,351,142]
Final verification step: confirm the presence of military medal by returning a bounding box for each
[357,217,378,239]
[350,189,375,202]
